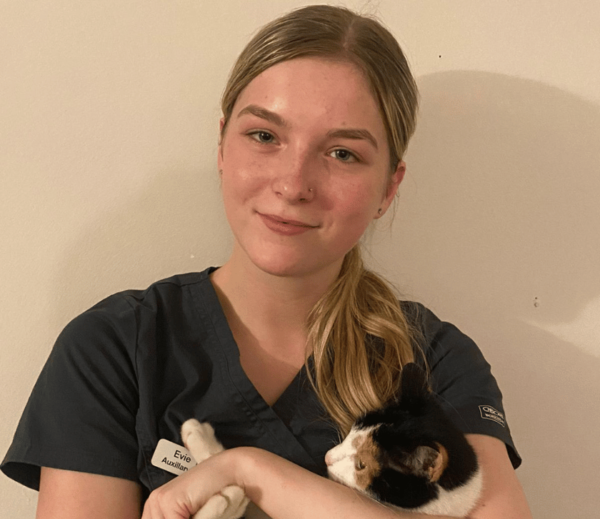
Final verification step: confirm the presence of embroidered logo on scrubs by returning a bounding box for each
[151,439,197,475]
[479,405,506,427]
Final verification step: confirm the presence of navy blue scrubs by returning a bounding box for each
[1,267,520,503]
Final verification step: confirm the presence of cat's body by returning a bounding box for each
[181,363,482,518]
[325,363,483,517]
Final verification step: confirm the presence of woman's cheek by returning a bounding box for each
[332,177,382,219]
[231,151,275,192]
[222,165,264,205]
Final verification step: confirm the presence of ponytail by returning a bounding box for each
[306,245,420,434]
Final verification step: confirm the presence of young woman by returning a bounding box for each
[2,5,532,519]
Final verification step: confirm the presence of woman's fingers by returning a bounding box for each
[141,449,247,519]
[141,482,195,519]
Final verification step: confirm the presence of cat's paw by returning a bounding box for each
[192,493,229,519]
[219,486,250,519]
[181,419,224,464]
[192,486,249,519]
[181,419,216,447]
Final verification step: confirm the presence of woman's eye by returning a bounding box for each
[355,458,366,470]
[330,149,357,162]
[249,131,275,144]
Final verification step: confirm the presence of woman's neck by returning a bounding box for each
[211,256,340,336]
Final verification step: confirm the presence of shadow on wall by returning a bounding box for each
[51,166,232,326]
[372,71,600,518]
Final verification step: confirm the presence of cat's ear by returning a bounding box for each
[399,363,429,402]
[388,443,449,483]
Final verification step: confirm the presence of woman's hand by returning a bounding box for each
[142,449,243,519]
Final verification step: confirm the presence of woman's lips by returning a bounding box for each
[258,213,317,236]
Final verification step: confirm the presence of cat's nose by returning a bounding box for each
[325,451,333,466]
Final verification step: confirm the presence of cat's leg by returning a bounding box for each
[182,420,249,519]
[192,486,249,519]
[218,486,250,519]
[192,493,230,519]
[181,420,250,519]
[181,419,224,463]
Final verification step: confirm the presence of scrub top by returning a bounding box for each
[1,267,521,503]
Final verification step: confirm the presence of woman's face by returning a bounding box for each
[218,57,404,279]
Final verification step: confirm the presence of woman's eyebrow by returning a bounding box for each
[327,129,378,150]
[237,104,288,127]
[236,105,377,149]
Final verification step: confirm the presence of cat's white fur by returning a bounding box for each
[325,426,377,491]
[410,471,483,518]
[325,425,483,518]
[180,419,250,519]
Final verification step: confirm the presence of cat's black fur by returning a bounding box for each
[352,363,481,512]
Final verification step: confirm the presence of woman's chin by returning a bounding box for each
[248,251,335,280]
[254,258,314,278]
[230,238,345,282]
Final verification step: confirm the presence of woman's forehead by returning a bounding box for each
[231,57,387,138]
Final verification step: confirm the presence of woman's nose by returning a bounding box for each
[272,148,317,203]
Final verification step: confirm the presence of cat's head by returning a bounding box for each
[325,363,449,493]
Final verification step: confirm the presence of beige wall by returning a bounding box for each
[1,1,599,517]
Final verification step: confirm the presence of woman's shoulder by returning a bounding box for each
[400,300,490,376]
[89,269,214,312]
[400,300,460,346]
[57,268,218,360]
[400,300,522,468]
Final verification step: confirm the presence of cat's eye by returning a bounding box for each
[355,458,366,470]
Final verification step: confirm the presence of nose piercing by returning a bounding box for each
[299,188,313,202]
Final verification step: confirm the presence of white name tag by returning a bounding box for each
[151,439,197,476]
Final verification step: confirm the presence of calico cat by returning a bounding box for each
[181,363,482,519]
[325,363,483,517]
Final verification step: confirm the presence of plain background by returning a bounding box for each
[1,1,599,517]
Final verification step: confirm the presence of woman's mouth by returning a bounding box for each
[258,213,317,236]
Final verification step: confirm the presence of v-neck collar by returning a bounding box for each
[192,267,324,473]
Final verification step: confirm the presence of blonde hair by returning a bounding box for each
[221,5,421,434]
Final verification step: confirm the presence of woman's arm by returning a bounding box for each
[142,447,442,519]
[143,435,532,519]
[467,435,532,519]
[36,467,142,519]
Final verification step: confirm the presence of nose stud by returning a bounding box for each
[298,187,314,202]
[279,184,314,202]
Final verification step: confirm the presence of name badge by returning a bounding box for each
[151,439,197,475]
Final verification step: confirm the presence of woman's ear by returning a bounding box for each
[389,160,406,197]
[375,161,406,218]
[218,117,226,170]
